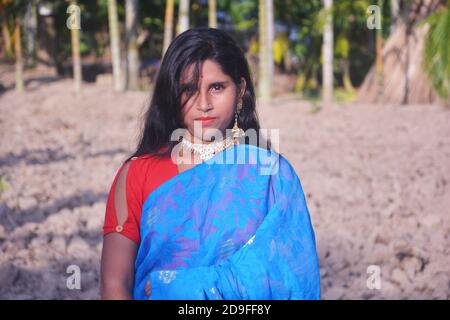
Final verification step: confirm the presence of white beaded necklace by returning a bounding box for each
[181,136,235,160]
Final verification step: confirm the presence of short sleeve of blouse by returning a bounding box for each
[103,157,144,244]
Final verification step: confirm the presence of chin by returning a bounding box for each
[202,128,226,141]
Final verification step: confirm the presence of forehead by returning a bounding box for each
[181,60,229,83]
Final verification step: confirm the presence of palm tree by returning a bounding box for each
[357,0,444,105]
[335,34,354,92]
[0,1,13,59]
[267,0,274,95]
[68,1,82,93]
[332,0,371,93]
[2,0,26,91]
[163,0,174,56]
[423,0,450,103]
[177,0,189,35]
[391,0,400,29]
[24,0,37,67]
[107,0,122,91]
[375,0,383,102]
[125,0,139,90]
[13,16,24,92]
[322,0,333,105]
[208,0,217,28]
[258,0,274,101]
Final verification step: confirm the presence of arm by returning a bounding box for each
[100,233,138,299]
[101,160,142,299]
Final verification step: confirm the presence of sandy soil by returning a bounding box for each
[1,66,449,299]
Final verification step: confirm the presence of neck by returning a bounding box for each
[184,131,227,145]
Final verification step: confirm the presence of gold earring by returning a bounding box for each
[232,99,243,145]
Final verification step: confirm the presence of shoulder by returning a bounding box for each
[239,144,295,177]
[117,156,153,182]
[126,149,173,175]
[122,150,177,189]
[277,153,298,177]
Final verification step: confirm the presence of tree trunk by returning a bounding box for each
[125,0,139,91]
[1,8,13,58]
[14,19,24,93]
[177,0,189,35]
[208,0,217,28]
[24,1,37,67]
[322,0,333,105]
[391,0,400,29]
[341,59,354,92]
[163,0,174,56]
[36,14,58,74]
[69,1,82,93]
[375,0,383,102]
[357,0,443,105]
[107,0,123,91]
[258,0,273,101]
[267,0,274,94]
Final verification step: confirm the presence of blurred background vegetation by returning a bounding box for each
[0,0,448,105]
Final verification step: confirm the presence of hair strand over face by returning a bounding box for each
[128,27,270,161]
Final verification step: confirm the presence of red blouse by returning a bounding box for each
[102,151,178,244]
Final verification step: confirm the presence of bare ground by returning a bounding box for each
[1,67,449,299]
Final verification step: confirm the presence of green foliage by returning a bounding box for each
[97,0,109,19]
[0,176,10,193]
[294,43,306,60]
[273,33,289,65]
[295,73,306,92]
[2,0,28,32]
[5,0,28,16]
[333,0,371,31]
[79,31,93,56]
[229,0,257,31]
[423,2,450,101]
[270,0,386,94]
[335,34,350,59]
[142,16,163,29]
[0,0,415,98]
[249,37,259,55]
[334,87,356,103]
[313,6,332,34]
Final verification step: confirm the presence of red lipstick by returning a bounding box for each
[194,117,217,126]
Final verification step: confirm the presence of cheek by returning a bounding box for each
[181,90,237,129]
[181,102,196,125]
[213,93,236,119]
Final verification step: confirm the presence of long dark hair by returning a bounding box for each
[129,27,270,160]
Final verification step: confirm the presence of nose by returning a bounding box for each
[196,88,213,113]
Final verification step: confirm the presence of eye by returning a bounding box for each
[211,84,225,91]
[182,85,196,94]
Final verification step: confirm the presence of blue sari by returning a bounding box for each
[133,143,321,300]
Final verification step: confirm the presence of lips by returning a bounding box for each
[194,117,217,126]
[195,117,217,120]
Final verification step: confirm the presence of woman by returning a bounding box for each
[100,27,320,300]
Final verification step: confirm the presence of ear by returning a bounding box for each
[238,77,246,99]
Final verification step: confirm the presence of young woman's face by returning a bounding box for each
[180,59,246,143]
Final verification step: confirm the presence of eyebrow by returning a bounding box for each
[181,80,230,87]
[209,81,230,87]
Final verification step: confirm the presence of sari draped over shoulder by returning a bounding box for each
[133,144,321,300]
